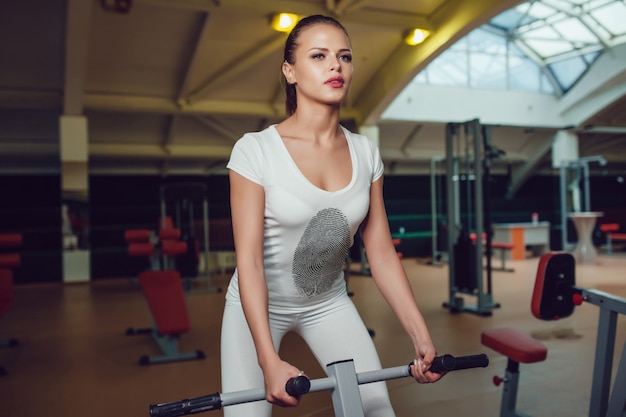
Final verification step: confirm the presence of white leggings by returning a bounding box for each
[220,292,396,417]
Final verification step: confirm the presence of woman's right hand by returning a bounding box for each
[263,358,304,407]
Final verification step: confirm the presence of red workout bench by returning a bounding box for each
[126,270,205,365]
[601,223,626,255]
[124,227,204,365]
[481,328,548,417]
[470,233,515,272]
[0,233,22,376]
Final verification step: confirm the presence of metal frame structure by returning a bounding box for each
[429,156,447,265]
[580,287,626,417]
[160,182,216,292]
[148,354,489,417]
[443,119,499,316]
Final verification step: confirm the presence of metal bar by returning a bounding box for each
[560,164,568,250]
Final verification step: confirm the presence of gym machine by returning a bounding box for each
[160,183,219,293]
[428,156,448,265]
[148,353,489,417]
[443,119,504,316]
[483,252,626,417]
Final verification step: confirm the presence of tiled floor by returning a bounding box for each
[1,253,624,417]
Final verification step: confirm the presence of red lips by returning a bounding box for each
[325,77,344,87]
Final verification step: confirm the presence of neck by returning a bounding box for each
[288,102,341,137]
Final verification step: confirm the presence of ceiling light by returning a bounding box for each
[270,13,299,33]
[404,28,430,46]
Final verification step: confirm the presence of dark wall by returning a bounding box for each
[2,173,625,283]
[89,175,231,280]
[0,175,62,283]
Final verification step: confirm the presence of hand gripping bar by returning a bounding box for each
[149,354,488,417]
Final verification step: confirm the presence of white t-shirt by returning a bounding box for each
[226,124,384,309]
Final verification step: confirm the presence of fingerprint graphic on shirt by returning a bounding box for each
[292,208,351,297]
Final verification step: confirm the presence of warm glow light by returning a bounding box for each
[270,13,299,33]
[404,28,430,46]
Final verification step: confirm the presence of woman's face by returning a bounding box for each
[283,23,353,108]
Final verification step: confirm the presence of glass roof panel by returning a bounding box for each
[409,0,625,96]
[518,2,554,19]
[552,18,597,44]
[490,8,535,30]
[590,2,626,35]
[549,56,589,90]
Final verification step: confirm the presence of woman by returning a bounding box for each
[221,14,443,417]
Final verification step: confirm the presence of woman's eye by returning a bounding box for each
[312,53,325,59]
[340,55,352,62]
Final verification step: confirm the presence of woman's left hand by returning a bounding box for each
[410,344,446,383]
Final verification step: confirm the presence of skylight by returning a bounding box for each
[414,0,626,95]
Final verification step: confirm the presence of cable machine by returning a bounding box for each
[443,119,502,316]
[428,156,447,265]
[160,183,218,293]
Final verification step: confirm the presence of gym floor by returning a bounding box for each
[1,253,625,417]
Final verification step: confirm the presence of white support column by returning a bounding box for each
[553,130,579,251]
[552,130,579,169]
[60,115,90,283]
[359,125,380,147]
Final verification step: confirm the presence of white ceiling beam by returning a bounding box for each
[89,143,234,159]
[182,33,286,106]
[338,0,376,15]
[137,0,432,30]
[82,92,363,121]
[177,12,212,102]
[192,115,241,142]
[83,93,280,116]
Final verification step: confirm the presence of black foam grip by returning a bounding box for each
[285,375,311,396]
[428,354,489,373]
[149,393,222,417]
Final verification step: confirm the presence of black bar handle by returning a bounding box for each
[427,354,489,373]
[285,375,311,396]
[149,393,222,417]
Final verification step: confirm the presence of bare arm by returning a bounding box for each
[360,177,443,383]
[229,170,302,405]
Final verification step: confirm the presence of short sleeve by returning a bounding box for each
[226,134,264,186]
[370,140,384,182]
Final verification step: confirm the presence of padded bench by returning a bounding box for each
[482,327,548,417]
[126,270,205,365]
[470,233,515,272]
[599,223,626,255]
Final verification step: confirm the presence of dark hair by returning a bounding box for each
[283,15,349,116]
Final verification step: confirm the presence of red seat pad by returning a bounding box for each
[481,327,547,364]
[138,270,190,335]
[491,242,514,250]
[161,240,187,257]
[600,223,619,232]
[159,228,181,241]
[128,243,155,257]
[125,229,151,243]
[0,253,20,268]
[0,233,22,248]
[0,269,13,316]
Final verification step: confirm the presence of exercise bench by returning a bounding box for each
[470,233,515,272]
[601,223,626,255]
[0,232,22,376]
[126,270,205,365]
[481,327,547,417]
[125,228,204,365]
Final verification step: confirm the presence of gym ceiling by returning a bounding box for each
[1,0,625,185]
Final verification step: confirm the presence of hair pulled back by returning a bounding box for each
[283,15,349,116]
